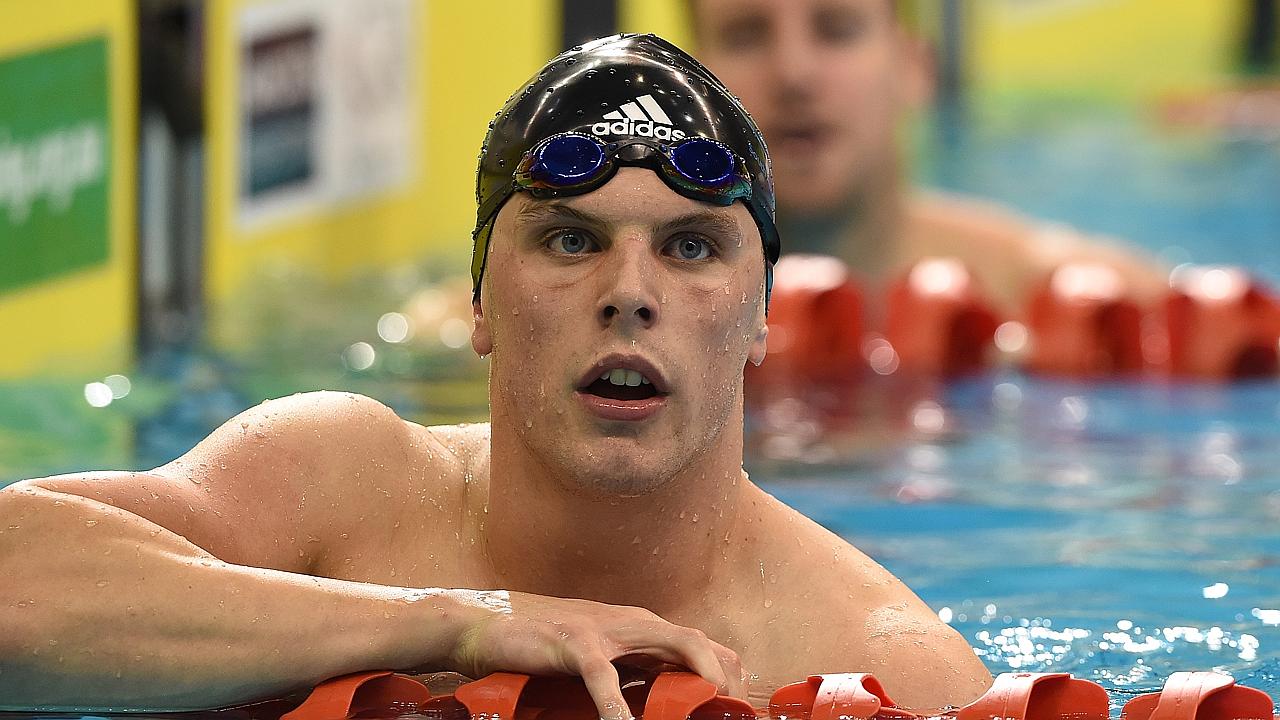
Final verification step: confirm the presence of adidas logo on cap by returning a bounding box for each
[590,94,687,142]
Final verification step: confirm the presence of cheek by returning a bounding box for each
[827,45,899,125]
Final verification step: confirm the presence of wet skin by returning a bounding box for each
[0,170,990,713]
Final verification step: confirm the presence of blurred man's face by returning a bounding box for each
[693,0,927,215]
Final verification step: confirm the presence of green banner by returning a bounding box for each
[0,36,111,294]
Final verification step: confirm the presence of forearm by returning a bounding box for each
[0,483,477,711]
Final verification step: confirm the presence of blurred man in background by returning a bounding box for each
[690,0,1169,319]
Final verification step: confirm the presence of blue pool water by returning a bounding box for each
[760,374,1280,710]
[3,111,1279,713]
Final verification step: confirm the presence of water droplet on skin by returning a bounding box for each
[95,580,109,588]
[764,598,774,609]
[84,520,98,527]
[525,419,533,429]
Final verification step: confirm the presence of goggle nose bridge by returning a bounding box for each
[608,139,669,162]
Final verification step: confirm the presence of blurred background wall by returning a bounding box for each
[1,0,1277,379]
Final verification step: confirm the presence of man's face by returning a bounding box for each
[474,168,768,497]
[693,0,928,214]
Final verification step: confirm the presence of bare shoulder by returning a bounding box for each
[26,391,467,573]
[906,191,1167,306]
[741,485,991,709]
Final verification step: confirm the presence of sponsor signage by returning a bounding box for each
[0,36,111,294]
[236,0,414,227]
[590,94,687,141]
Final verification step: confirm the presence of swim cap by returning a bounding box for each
[470,33,780,301]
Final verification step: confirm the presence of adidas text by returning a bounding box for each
[590,118,687,141]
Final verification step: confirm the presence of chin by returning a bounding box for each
[550,443,684,499]
[776,169,854,216]
[562,464,675,499]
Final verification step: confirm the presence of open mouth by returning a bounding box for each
[581,368,661,401]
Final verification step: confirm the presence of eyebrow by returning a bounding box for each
[513,201,602,230]
[654,210,742,242]
[514,201,743,242]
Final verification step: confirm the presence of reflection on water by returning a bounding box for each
[759,372,1280,701]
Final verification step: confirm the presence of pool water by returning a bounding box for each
[760,373,1280,710]
[3,111,1280,713]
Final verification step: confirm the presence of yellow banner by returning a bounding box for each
[204,0,558,350]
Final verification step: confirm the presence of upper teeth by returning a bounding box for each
[602,369,650,387]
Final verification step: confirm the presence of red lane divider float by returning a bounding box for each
[756,256,1280,382]
[1164,266,1280,379]
[759,254,865,379]
[885,258,1000,377]
[277,670,1279,720]
[1122,672,1275,720]
[1025,262,1146,377]
[283,670,752,720]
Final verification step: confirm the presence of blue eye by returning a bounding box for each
[667,236,712,261]
[550,230,595,254]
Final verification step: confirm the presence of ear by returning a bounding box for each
[471,298,493,357]
[895,25,935,112]
[747,291,768,367]
[748,323,768,366]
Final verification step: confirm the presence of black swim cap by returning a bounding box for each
[470,33,780,301]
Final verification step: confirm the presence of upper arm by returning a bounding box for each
[769,508,991,709]
[29,391,425,574]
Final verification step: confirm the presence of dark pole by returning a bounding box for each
[1244,0,1277,74]
[561,0,618,51]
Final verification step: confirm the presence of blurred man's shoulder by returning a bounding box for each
[903,190,1167,308]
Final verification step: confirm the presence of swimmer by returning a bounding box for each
[0,35,990,714]
[690,0,1169,317]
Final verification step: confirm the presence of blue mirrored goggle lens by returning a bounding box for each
[535,134,606,183]
[669,138,735,186]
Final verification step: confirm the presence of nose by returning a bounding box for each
[772,21,819,100]
[598,239,660,331]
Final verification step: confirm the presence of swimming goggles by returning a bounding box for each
[472,132,779,301]
[515,132,753,204]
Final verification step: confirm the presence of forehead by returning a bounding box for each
[495,167,758,238]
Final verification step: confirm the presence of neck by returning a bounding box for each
[778,166,907,285]
[478,412,750,615]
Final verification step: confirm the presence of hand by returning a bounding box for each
[446,590,744,720]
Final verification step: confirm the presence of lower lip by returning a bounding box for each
[575,391,668,422]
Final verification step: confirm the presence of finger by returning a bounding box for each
[709,640,747,700]
[619,628,730,693]
[576,655,632,720]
